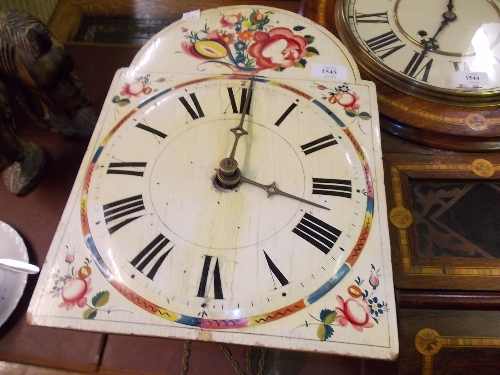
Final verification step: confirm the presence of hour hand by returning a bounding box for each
[239,175,330,210]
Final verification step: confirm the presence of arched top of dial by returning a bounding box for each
[129,5,360,82]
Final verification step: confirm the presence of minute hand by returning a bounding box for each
[228,77,254,160]
[240,175,330,210]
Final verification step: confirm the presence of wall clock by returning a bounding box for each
[28,6,397,359]
[303,0,500,151]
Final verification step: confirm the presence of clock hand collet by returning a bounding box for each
[216,77,254,188]
[240,175,330,210]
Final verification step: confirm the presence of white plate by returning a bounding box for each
[0,221,28,327]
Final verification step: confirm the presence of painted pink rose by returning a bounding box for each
[328,92,360,110]
[220,13,242,28]
[121,81,146,97]
[59,277,92,310]
[336,92,360,110]
[248,27,308,69]
[335,295,374,332]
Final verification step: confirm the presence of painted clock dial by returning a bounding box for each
[337,0,500,104]
[82,75,372,325]
[28,6,398,358]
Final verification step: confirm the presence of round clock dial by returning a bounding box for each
[82,75,374,327]
[337,0,500,104]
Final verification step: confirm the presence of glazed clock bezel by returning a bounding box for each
[335,0,500,106]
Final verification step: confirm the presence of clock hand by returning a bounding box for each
[446,0,454,13]
[216,77,254,188]
[228,77,254,161]
[421,1,457,52]
[239,175,330,210]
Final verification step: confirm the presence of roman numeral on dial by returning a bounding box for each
[403,52,433,82]
[300,134,337,155]
[452,61,471,72]
[135,123,167,139]
[103,195,145,235]
[179,93,205,120]
[130,234,172,280]
[355,11,388,23]
[107,162,147,177]
[312,178,352,198]
[292,213,341,254]
[364,30,405,60]
[197,256,223,299]
[227,87,252,114]
[263,251,289,287]
[274,103,297,126]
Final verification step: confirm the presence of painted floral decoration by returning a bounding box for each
[306,264,388,341]
[51,253,115,320]
[181,9,319,73]
[314,82,372,120]
[113,75,165,107]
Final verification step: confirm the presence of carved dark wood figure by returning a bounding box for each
[0,11,96,195]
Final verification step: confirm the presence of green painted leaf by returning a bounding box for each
[118,99,130,107]
[305,46,319,56]
[322,312,337,324]
[346,109,358,117]
[112,96,120,103]
[83,308,97,320]
[92,291,110,308]
[293,26,306,31]
[359,112,372,120]
[304,35,315,44]
[317,324,335,341]
[319,308,335,322]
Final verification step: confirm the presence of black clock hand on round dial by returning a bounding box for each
[421,0,457,52]
[239,175,330,210]
[446,0,455,15]
[216,77,254,188]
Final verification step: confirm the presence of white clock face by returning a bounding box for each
[342,0,500,98]
[82,76,372,324]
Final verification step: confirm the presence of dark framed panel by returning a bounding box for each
[49,0,301,43]
[384,153,500,291]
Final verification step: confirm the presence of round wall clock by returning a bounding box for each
[337,0,500,104]
[304,0,500,150]
[29,6,398,359]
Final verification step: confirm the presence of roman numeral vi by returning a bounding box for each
[197,256,223,299]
